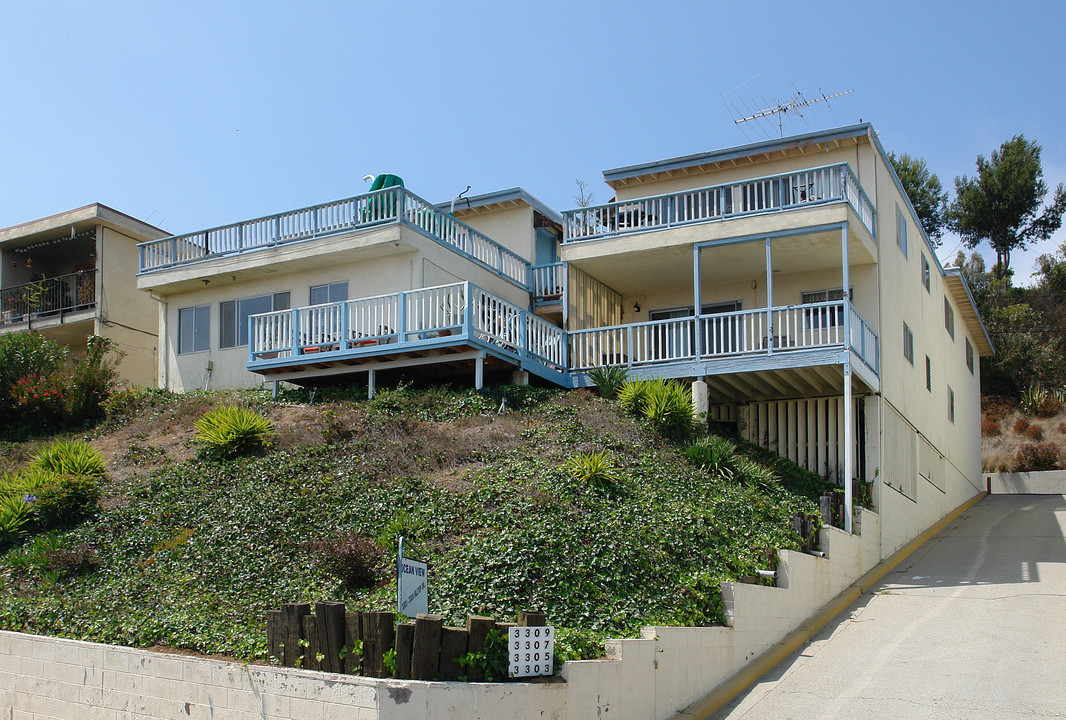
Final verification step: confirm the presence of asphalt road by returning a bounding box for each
[711,494,1066,720]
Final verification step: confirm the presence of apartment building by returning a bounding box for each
[132,124,991,548]
[0,204,168,387]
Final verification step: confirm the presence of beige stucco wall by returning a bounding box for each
[453,204,535,264]
[97,227,158,387]
[155,228,532,392]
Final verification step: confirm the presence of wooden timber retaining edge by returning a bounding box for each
[267,603,548,682]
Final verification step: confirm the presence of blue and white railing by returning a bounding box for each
[248,281,565,370]
[562,163,875,243]
[138,188,529,287]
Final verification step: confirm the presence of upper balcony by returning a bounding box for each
[561,163,874,245]
[0,269,97,333]
[137,188,530,289]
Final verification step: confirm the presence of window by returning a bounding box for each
[944,297,955,339]
[921,254,930,291]
[802,288,849,329]
[925,356,932,392]
[178,305,209,354]
[310,281,348,306]
[896,205,908,258]
[903,322,914,365]
[220,292,290,349]
[948,386,955,423]
[966,338,975,375]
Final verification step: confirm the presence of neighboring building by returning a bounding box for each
[0,204,169,387]
[556,123,992,553]
[132,124,991,550]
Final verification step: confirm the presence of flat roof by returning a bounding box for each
[438,187,563,225]
[602,123,874,187]
[0,203,169,247]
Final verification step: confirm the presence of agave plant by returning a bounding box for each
[1020,383,1048,417]
[682,435,737,479]
[564,450,623,492]
[617,380,652,416]
[195,405,276,460]
[586,366,630,399]
[643,379,695,439]
[30,440,106,478]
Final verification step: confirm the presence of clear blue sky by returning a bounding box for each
[3,0,1064,282]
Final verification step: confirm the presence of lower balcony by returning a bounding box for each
[568,300,879,401]
[246,282,568,388]
[0,270,97,332]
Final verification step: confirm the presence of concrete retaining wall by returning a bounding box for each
[986,470,1066,495]
[0,510,885,720]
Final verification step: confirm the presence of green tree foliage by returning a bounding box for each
[949,135,1066,280]
[889,151,948,245]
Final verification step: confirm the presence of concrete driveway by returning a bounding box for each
[711,494,1066,720]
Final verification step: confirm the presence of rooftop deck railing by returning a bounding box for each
[138,188,529,287]
[0,270,96,325]
[568,299,878,375]
[562,163,875,243]
[248,281,565,370]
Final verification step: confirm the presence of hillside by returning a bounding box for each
[0,384,832,663]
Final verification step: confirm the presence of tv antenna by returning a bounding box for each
[733,87,854,138]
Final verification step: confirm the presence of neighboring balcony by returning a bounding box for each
[569,299,879,400]
[0,270,97,332]
[531,261,565,307]
[137,188,529,288]
[561,163,875,243]
[246,281,567,386]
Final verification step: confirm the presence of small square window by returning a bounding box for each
[944,297,955,340]
[966,338,974,375]
[903,322,914,365]
[921,254,930,291]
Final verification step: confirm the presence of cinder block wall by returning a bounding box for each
[1,509,883,720]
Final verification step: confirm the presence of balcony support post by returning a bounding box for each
[765,238,773,354]
[368,369,376,399]
[474,353,484,390]
[841,221,853,533]
[693,245,702,359]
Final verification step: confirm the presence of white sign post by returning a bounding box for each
[397,536,428,618]
[508,626,554,677]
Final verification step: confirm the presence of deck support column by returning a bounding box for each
[691,380,708,421]
[693,245,702,358]
[765,238,773,352]
[474,354,484,390]
[841,221,853,533]
[368,369,376,399]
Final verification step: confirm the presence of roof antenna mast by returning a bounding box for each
[734,86,855,137]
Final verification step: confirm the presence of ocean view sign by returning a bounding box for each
[397,537,428,617]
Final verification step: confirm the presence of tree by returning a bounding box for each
[949,135,1066,281]
[889,152,948,245]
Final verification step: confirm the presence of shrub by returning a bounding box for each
[1013,416,1031,434]
[195,406,276,460]
[309,533,385,591]
[1020,383,1048,417]
[735,457,778,491]
[1015,443,1060,471]
[564,451,623,492]
[617,380,652,416]
[30,440,106,478]
[681,435,737,479]
[643,379,695,439]
[586,366,629,400]
[981,418,1001,436]
[33,473,102,528]
[0,494,32,544]
[1025,424,1045,441]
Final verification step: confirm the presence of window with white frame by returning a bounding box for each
[178,305,210,354]
[896,205,908,258]
[220,292,291,349]
[966,338,974,375]
[921,254,930,291]
[903,322,914,365]
[944,297,955,339]
[802,288,849,329]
